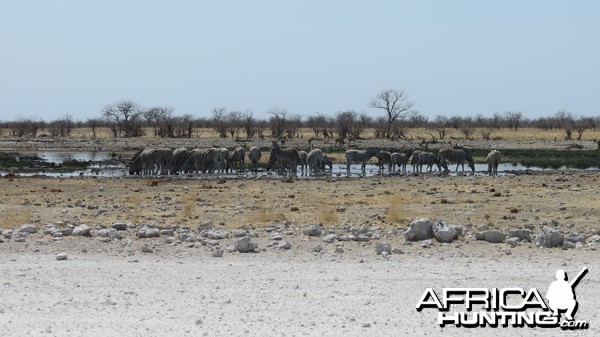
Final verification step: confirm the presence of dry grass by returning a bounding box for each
[0,174,598,235]
[3,126,600,143]
[0,205,32,229]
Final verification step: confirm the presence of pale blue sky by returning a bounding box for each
[1,0,599,121]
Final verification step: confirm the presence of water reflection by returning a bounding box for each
[37,151,119,164]
[1,151,598,178]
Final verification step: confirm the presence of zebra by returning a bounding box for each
[268,141,299,175]
[213,147,229,173]
[418,151,439,172]
[139,148,173,175]
[248,146,262,172]
[486,149,502,176]
[345,147,380,173]
[298,150,308,174]
[438,148,475,172]
[377,150,393,171]
[170,148,192,175]
[228,147,246,172]
[128,149,144,175]
[391,152,408,173]
[186,148,216,173]
[320,154,333,170]
[408,149,423,172]
[307,148,323,174]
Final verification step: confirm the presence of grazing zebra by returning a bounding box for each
[268,141,299,174]
[438,148,475,172]
[486,149,502,175]
[128,149,144,175]
[170,148,192,175]
[345,147,380,173]
[408,149,423,172]
[139,148,173,175]
[307,148,324,174]
[377,150,393,171]
[228,147,246,172]
[391,152,408,173]
[248,146,262,172]
[418,151,439,172]
[320,154,333,170]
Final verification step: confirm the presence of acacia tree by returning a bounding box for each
[369,89,415,138]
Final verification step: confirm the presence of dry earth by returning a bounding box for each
[1,134,599,336]
[0,172,599,336]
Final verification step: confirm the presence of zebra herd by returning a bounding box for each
[128,143,502,177]
[128,142,333,176]
[363,147,502,176]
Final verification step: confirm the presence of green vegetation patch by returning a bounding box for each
[471,148,600,169]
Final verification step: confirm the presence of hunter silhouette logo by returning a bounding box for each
[416,267,589,329]
[546,267,587,321]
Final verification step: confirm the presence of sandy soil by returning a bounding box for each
[1,247,598,337]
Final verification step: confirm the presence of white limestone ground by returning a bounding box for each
[0,246,598,337]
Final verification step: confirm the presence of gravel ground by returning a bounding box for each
[1,244,598,337]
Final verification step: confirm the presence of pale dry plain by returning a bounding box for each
[1,132,599,336]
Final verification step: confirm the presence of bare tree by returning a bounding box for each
[433,115,448,140]
[227,111,244,138]
[505,111,523,131]
[306,113,328,137]
[144,106,175,137]
[286,114,302,139]
[242,111,256,138]
[85,118,101,138]
[492,112,504,130]
[48,113,74,137]
[102,100,144,137]
[335,111,357,139]
[268,108,288,139]
[211,107,228,138]
[369,89,415,138]
[8,118,41,137]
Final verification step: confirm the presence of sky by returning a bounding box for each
[1,0,599,121]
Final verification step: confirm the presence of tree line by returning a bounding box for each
[1,89,598,141]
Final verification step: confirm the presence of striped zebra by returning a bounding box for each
[128,149,144,175]
[391,152,408,173]
[486,149,502,175]
[187,148,216,173]
[266,151,300,174]
[418,151,439,172]
[228,147,246,172]
[345,147,380,173]
[320,154,333,170]
[438,148,475,172]
[377,150,393,171]
[170,148,192,175]
[213,147,229,173]
[139,148,173,175]
[268,141,299,175]
[408,149,423,172]
[248,146,262,172]
[307,148,323,174]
